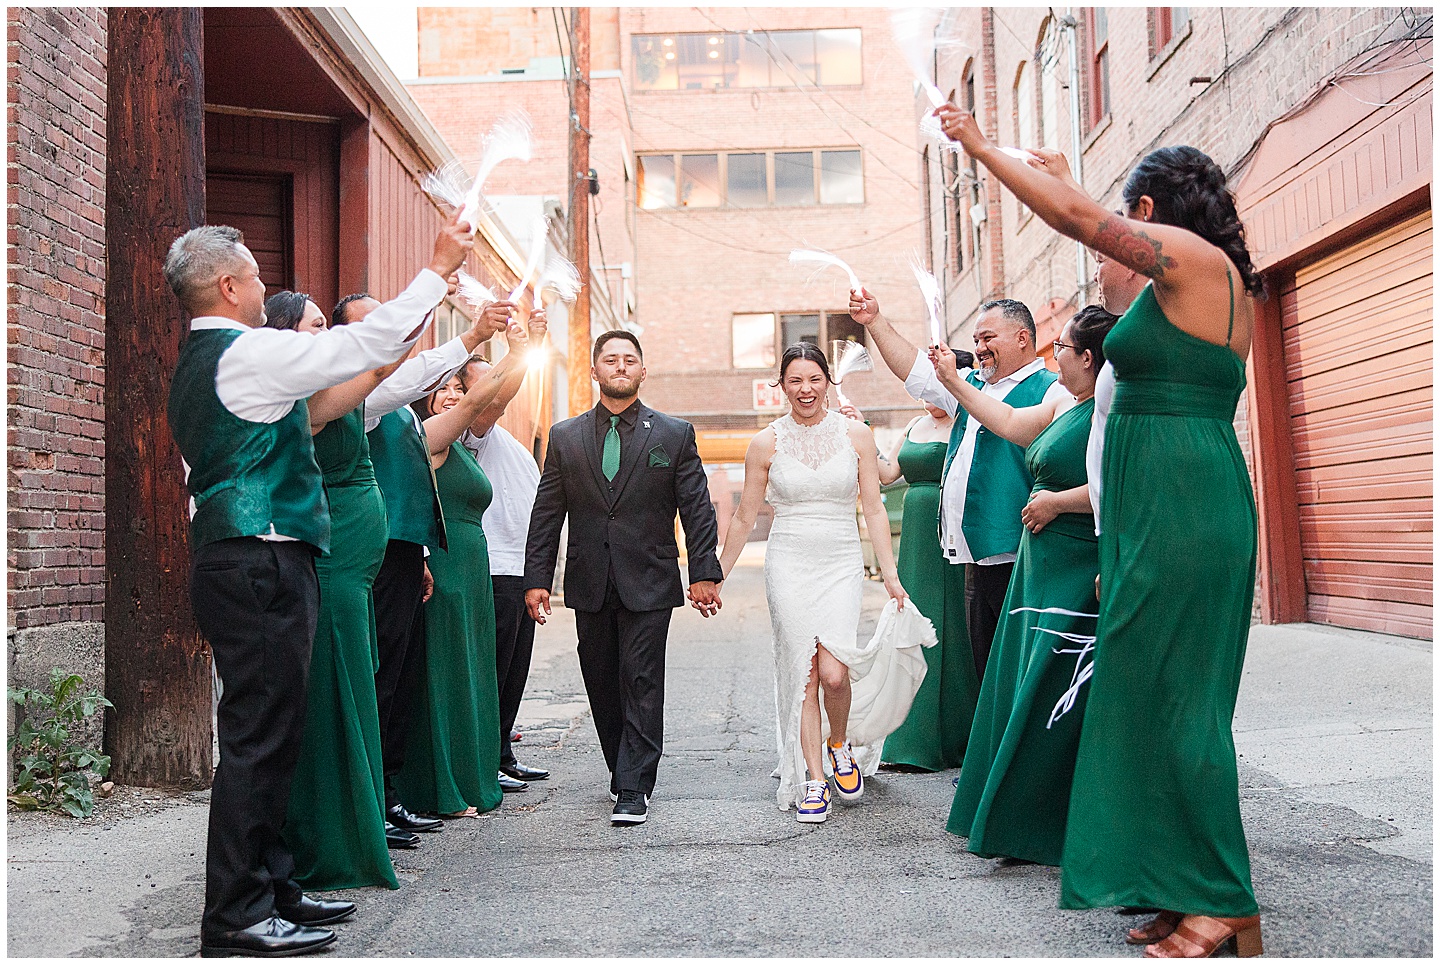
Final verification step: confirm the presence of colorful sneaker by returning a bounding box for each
[827,740,864,802]
[796,779,830,823]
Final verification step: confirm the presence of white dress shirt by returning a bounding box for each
[1087,361,1116,535]
[202,268,447,424]
[363,334,474,432]
[461,426,540,577]
[905,351,1074,565]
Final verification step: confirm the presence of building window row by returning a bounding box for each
[732,309,864,370]
[638,149,864,210]
[631,29,862,92]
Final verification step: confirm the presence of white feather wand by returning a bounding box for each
[535,253,582,304]
[454,270,497,313]
[832,340,873,409]
[910,257,945,347]
[508,217,550,304]
[462,111,533,230]
[788,248,862,294]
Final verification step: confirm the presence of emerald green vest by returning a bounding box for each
[167,328,330,552]
[942,365,1059,560]
[367,409,447,550]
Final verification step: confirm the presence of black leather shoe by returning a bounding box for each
[200,916,336,957]
[612,790,648,825]
[500,761,550,782]
[497,771,529,793]
[387,803,443,833]
[384,821,419,849]
[275,894,356,926]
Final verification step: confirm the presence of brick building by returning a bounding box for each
[918,7,1432,637]
[410,6,935,468]
[7,7,528,782]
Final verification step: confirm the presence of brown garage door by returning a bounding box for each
[206,172,293,295]
[1283,207,1432,638]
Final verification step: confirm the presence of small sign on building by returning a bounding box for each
[753,378,786,411]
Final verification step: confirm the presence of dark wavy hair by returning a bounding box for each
[773,341,836,386]
[1067,305,1120,369]
[262,291,312,331]
[1122,146,1264,297]
[331,292,375,328]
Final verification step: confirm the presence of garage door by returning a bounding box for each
[1283,207,1432,637]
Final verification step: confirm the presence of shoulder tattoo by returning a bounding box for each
[1094,215,1176,279]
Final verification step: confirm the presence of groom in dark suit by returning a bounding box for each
[524,330,723,825]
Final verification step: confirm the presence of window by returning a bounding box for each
[1084,8,1111,130]
[1149,8,1190,57]
[637,149,864,208]
[732,312,777,368]
[632,29,862,92]
[732,310,863,370]
[1038,18,1059,148]
[962,63,981,272]
[1014,62,1035,149]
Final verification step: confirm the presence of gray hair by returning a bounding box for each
[163,225,248,310]
[979,297,1036,342]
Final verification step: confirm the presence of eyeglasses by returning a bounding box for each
[1052,339,1077,356]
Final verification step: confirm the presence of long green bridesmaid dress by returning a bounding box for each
[881,435,978,771]
[284,407,398,891]
[947,398,1097,866]
[396,441,504,816]
[1060,280,1258,917]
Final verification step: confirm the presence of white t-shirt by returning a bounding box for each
[461,426,540,577]
[1087,361,1116,535]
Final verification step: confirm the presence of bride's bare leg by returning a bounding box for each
[799,651,827,782]
[816,645,851,746]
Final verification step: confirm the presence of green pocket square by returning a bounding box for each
[648,445,671,468]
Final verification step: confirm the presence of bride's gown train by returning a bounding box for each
[764,410,936,810]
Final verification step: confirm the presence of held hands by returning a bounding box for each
[430,210,476,279]
[527,307,548,341]
[688,580,722,618]
[503,317,528,351]
[1021,490,1065,534]
[1025,147,1082,192]
[472,299,517,340]
[933,103,989,158]
[839,403,864,422]
[525,588,551,625]
[848,287,879,326]
[927,343,964,392]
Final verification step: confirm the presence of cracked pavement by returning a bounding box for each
[7,548,1433,956]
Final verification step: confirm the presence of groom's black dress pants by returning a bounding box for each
[574,580,672,797]
[965,561,1015,686]
[372,539,428,811]
[191,537,316,934]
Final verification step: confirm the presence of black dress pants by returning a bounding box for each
[372,539,427,810]
[492,575,537,767]
[965,561,1015,685]
[192,538,318,935]
[573,582,672,797]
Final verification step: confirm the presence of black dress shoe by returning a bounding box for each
[497,771,529,793]
[387,803,443,833]
[200,916,336,957]
[384,821,419,849]
[275,894,356,926]
[612,790,648,825]
[500,761,551,782]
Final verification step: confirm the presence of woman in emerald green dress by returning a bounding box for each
[928,306,1117,867]
[937,109,1265,957]
[265,291,403,892]
[842,401,977,772]
[397,315,538,817]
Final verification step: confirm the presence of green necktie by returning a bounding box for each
[602,414,621,481]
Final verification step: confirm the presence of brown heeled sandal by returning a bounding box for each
[1144,915,1262,958]
[1127,910,1183,945]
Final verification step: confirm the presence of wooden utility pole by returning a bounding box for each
[104,8,213,787]
[566,6,594,416]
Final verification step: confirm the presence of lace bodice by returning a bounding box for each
[766,410,858,518]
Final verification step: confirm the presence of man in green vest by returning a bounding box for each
[165,216,472,957]
[851,293,1072,683]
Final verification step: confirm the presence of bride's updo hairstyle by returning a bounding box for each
[773,341,837,387]
[1122,146,1264,297]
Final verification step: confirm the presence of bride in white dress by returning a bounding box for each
[717,344,907,823]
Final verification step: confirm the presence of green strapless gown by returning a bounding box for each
[1060,282,1258,917]
[947,399,1097,865]
[881,437,977,771]
[284,408,397,891]
[396,441,503,815]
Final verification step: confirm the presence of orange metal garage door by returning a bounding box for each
[1283,208,1432,637]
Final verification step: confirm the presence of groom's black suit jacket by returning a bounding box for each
[524,400,723,613]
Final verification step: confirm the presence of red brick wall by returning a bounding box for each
[7,8,108,631]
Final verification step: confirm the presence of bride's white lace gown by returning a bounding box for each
[764,410,864,810]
